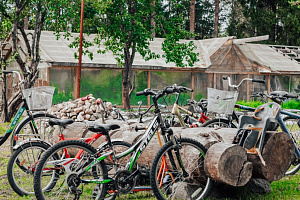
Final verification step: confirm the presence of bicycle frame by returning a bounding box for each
[171,93,210,127]
[5,99,40,141]
[48,112,182,192]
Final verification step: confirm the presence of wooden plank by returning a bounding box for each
[191,71,194,99]
[147,70,150,107]
[233,35,269,44]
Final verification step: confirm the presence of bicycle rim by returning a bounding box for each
[201,118,235,128]
[151,138,212,200]
[279,117,300,175]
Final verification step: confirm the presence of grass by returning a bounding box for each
[1,123,300,199]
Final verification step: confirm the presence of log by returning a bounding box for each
[247,131,294,182]
[204,143,253,186]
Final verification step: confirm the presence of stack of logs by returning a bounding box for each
[60,121,294,188]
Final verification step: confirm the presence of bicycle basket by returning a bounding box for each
[22,86,55,111]
[207,88,238,115]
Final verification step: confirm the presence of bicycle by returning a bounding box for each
[0,70,57,149]
[220,77,300,176]
[33,86,212,200]
[8,118,131,196]
[239,91,300,175]
[137,85,210,128]
[201,77,266,128]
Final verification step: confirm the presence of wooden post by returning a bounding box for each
[147,70,151,107]
[191,71,194,99]
[76,0,85,99]
[267,74,271,94]
[247,74,250,102]
[122,70,125,107]
[213,73,216,88]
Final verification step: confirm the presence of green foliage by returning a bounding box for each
[236,100,264,109]
[51,83,74,104]
[227,0,300,46]
[237,99,300,110]
[52,90,74,105]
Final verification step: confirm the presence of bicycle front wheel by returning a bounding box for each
[34,140,108,200]
[201,118,236,128]
[150,138,213,200]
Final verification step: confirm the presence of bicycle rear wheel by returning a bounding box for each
[150,138,213,200]
[7,141,52,196]
[201,118,236,128]
[34,140,108,200]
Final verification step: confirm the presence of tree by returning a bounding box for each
[0,0,51,122]
[88,0,198,109]
[227,0,300,46]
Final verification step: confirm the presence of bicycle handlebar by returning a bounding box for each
[252,79,265,84]
[2,70,23,82]
[251,91,298,103]
[223,76,265,90]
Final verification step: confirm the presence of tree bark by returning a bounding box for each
[190,0,195,36]
[213,0,219,38]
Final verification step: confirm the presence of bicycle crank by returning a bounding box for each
[114,170,136,194]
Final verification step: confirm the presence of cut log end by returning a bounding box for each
[204,143,252,186]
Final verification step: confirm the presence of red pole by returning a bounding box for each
[76,0,85,99]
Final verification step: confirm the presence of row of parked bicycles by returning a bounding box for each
[1,70,300,200]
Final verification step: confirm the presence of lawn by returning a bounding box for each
[1,122,300,200]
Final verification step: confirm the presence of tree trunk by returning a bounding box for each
[190,0,195,36]
[151,0,156,38]
[213,0,219,38]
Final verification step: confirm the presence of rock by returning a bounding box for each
[86,114,91,120]
[245,178,271,194]
[77,114,84,122]
[74,107,83,114]
[91,105,96,112]
[85,100,91,107]
[171,182,198,200]
[85,108,93,115]
[70,112,77,117]
[90,115,96,121]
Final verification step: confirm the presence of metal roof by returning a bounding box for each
[37,31,237,69]
[3,31,299,72]
[238,43,300,72]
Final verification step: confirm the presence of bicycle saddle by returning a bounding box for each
[49,118,74,126]
[88,124,120,134]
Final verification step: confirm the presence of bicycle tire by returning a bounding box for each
[34,140,108,200]
[201,118,237,128]
[277,116,300,176]
[150,137,213,200]
[7,141,52,196]
[10,113,57,149]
